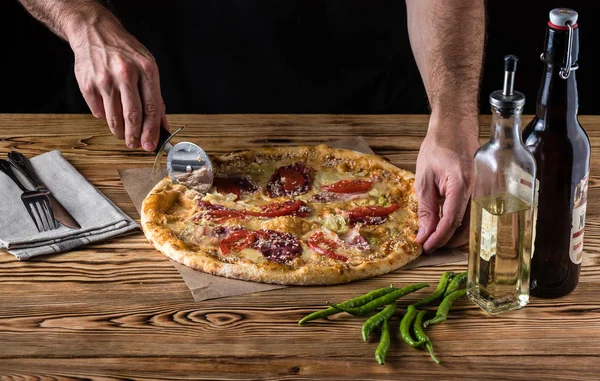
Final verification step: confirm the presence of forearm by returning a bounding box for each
[406,0,485,134]
[18,0,117,44]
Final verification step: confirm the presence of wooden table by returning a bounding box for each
[1,114,599,380]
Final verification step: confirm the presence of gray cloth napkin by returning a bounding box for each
[0,150,139,260]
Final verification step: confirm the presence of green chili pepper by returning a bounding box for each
[400,305,426,348]
[297,307,339,325]
[362,303,396,341]
[414,310,440,364]
[413,271,456,308]
[424,341,440,364]
[375,319,391,365]
[413,310,428,343]
[328,283,429,316]
[424,288,467,327]
[298,285,395,325]
[443,271,467,297]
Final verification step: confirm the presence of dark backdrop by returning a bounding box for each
[1,1,598,115]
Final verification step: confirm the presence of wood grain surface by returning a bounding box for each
[1,113,599,380]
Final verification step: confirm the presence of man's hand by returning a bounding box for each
[415,116,480,253]
[70,20,165,151]
[406,0,485,252]
[18,0,166,151]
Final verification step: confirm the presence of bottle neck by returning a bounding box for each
[490,107,523,145]
[535,26,579,122]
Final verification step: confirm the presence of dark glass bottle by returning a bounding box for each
[523,8,591,298]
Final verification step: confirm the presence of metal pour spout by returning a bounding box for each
[502,55,518,97]
[489,55,525,111]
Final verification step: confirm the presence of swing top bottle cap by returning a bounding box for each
[489,55,525,110]
[549,8,578,28]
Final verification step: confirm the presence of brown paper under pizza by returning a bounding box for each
[119,137,467,301]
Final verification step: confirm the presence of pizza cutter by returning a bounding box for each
[152,125,214,193]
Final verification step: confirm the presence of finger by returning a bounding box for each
[101,89,125,140]
[78,81,106,120]
[139,59,162,152]
[422,180,469,252]
[446,200,471,248]
[120,81,143,149]
[415,173,441,247]
[161,103,169,131]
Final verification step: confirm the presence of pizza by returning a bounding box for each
[141,144,421,285]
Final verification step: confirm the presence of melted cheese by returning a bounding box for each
[173,161,417,267]
[239,248,266,263]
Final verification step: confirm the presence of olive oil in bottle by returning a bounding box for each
[467,56,537,315]
[469,194,533,311]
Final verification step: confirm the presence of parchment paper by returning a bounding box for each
[119,137,466,301]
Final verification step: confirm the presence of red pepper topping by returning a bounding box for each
[307,231,348,262]
[321,179,372,194]
[198,199,311,221]
[348,204,400,225]
[245,200,311,218]
[219,230,257,255]
[349,204,400,218]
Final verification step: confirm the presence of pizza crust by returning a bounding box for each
[141,144,421,285]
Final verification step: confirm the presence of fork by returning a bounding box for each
[0,159,58,232]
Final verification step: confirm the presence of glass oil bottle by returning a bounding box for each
[467,55,537,314]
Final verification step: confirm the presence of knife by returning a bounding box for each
[7,151,82,230]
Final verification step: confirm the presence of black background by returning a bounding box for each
[1,1,598,115]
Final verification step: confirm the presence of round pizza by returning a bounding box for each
[141,144,421,285]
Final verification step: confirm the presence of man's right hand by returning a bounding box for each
[68,15,166,151]
[415,116,480,253]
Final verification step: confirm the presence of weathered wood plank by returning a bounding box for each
[1,356,599,381]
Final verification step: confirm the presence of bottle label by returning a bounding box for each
[570,173,589,264]
[480,208,497,262]
[514,177,534,200]
[508,163,538,205]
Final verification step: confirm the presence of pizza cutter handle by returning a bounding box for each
[154,124,173,155]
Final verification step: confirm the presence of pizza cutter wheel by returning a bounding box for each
[152,124,214,193]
